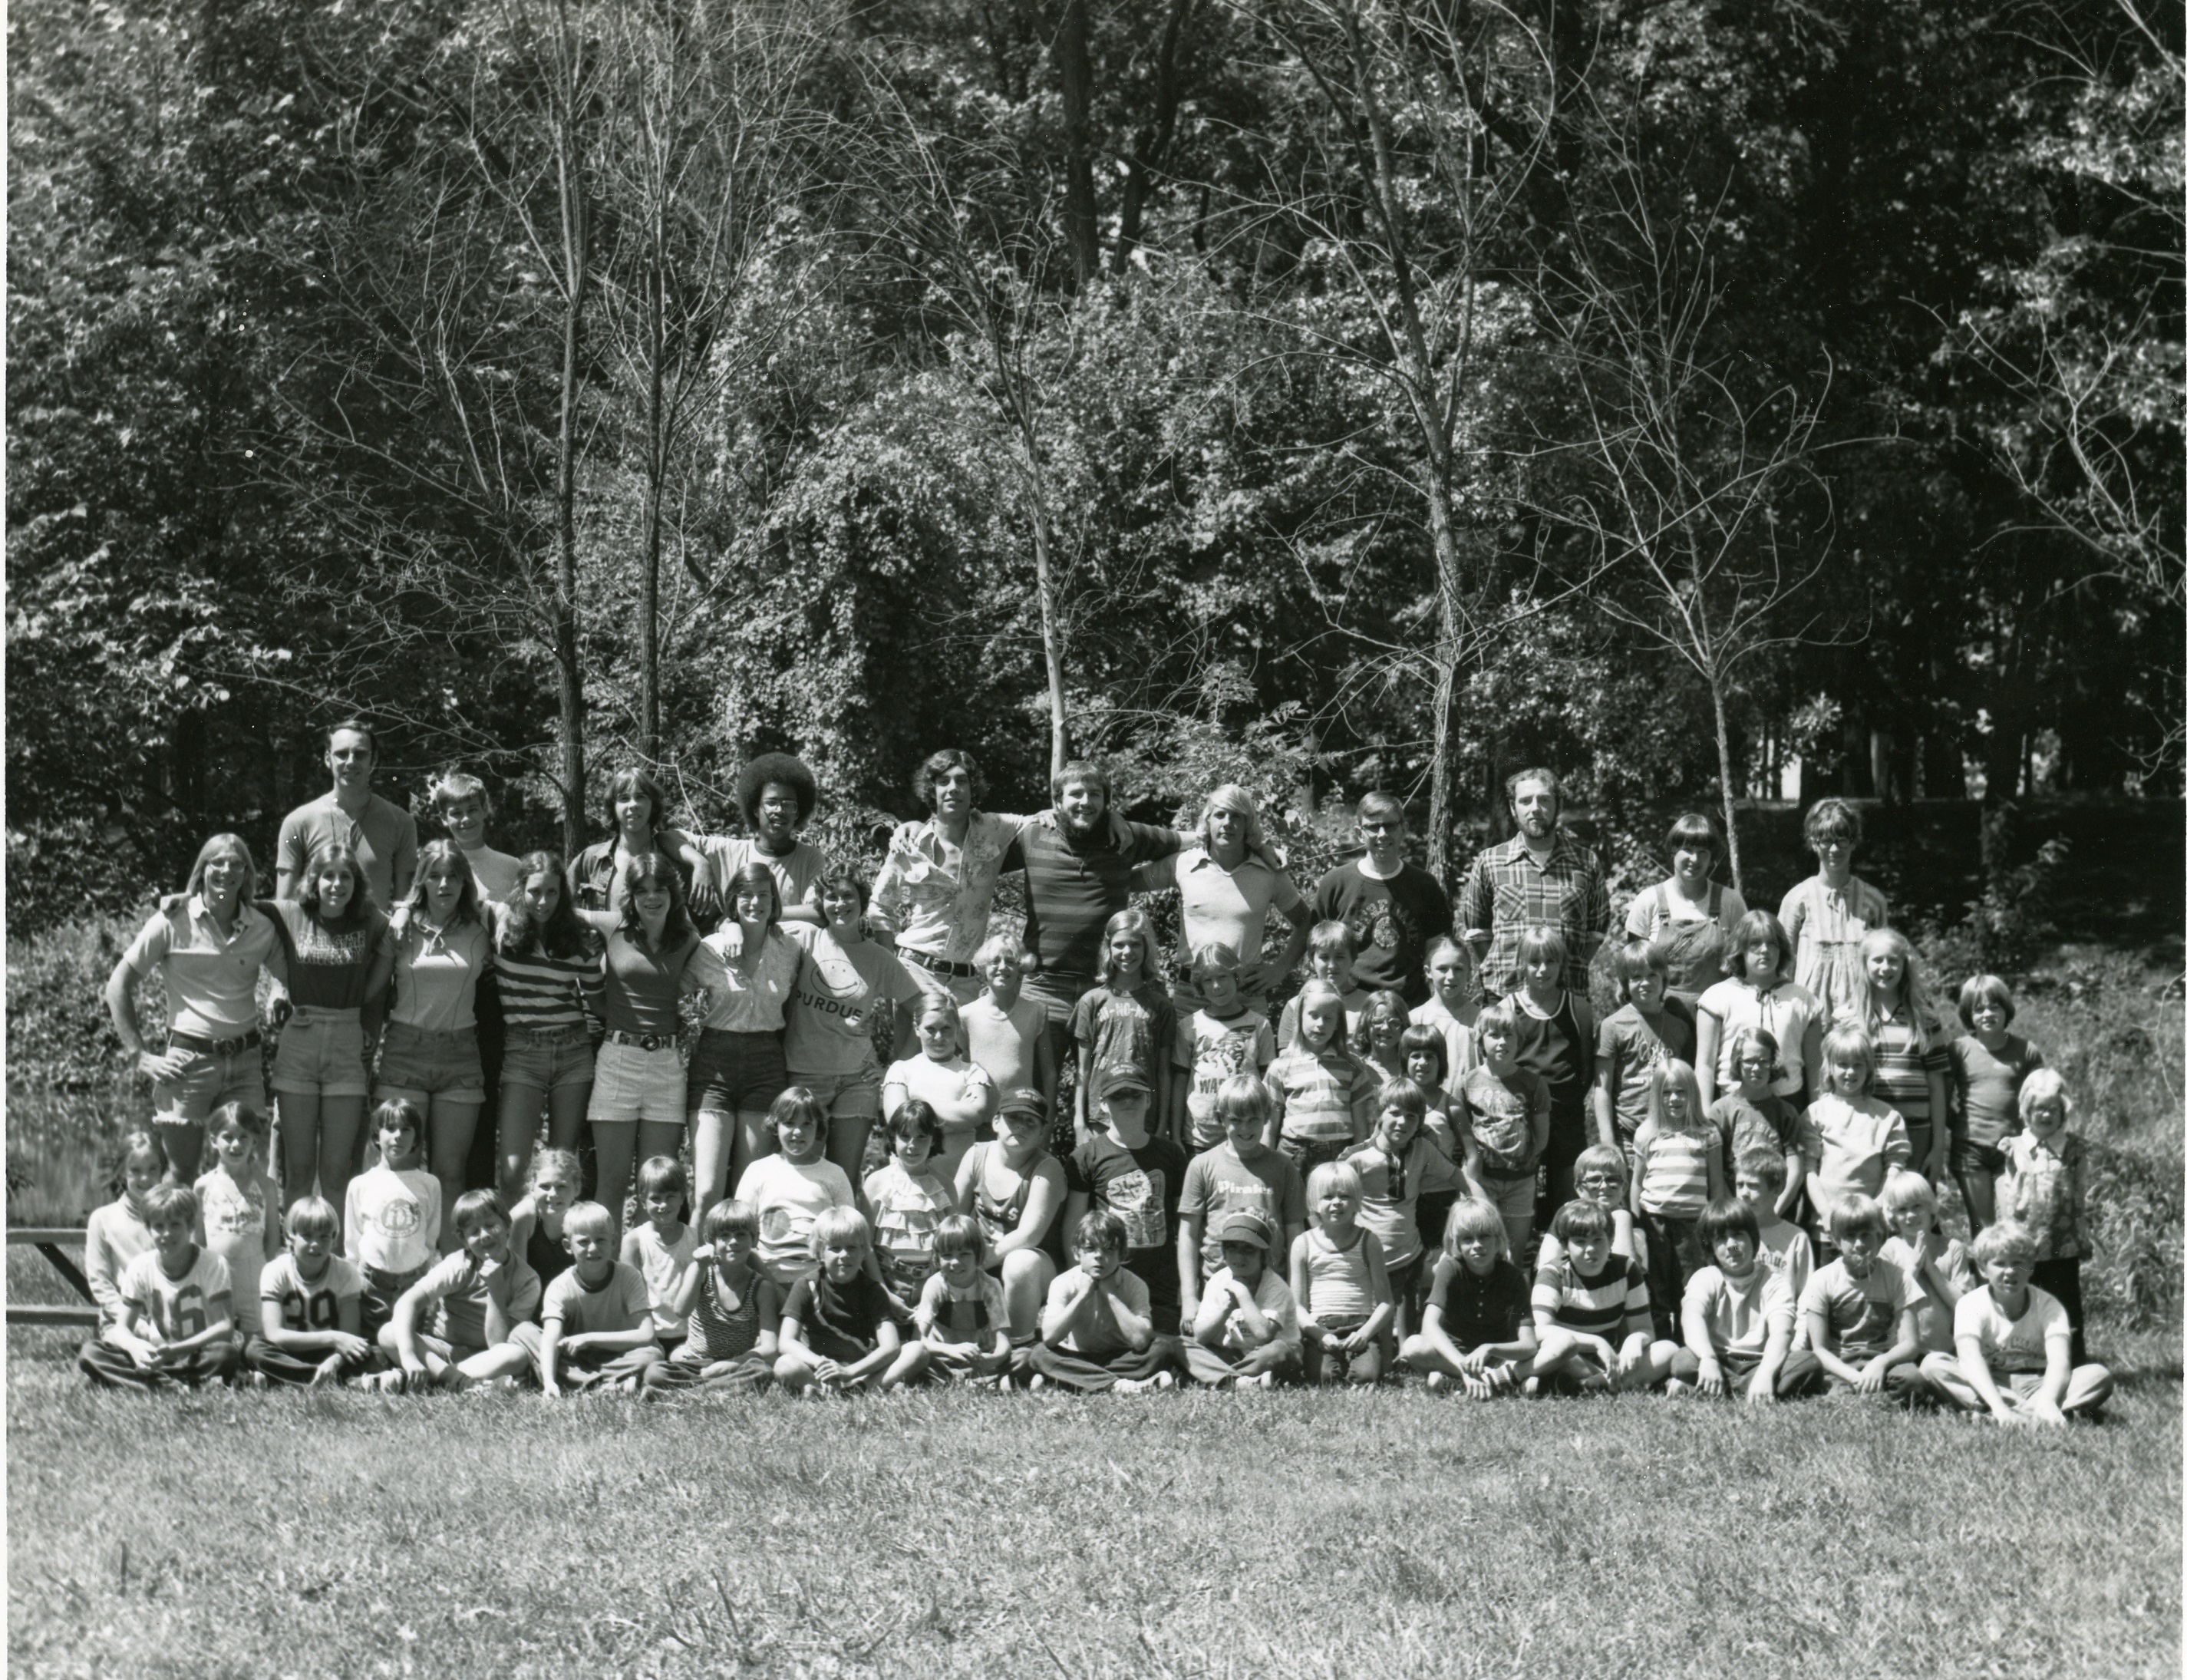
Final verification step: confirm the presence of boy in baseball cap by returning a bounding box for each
[1185,1210,1302,1388]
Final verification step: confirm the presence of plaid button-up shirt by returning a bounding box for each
[1458,830,1611,996]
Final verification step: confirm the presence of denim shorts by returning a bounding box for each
[589,1038,687,1127]
[790,1062,882,1122]
[272,1006,370,1098]
[376,1022,485,1097]
[689,1029,790,1116]
[153,1043,266,1126]
[500,1025,596,1096]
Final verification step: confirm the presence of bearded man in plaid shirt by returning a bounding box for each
[1458,768,1611,1001]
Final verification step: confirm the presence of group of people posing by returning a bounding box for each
[78,727,2106,1424]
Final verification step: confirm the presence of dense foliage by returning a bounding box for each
[8,0,2180,924]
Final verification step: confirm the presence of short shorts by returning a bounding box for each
[500,1025,596,1096]
[589,1038,687,1127]
[688,1028,790,1116]
[1951,1135,2010,1177]
[790,1062,882,1123]
[1277,1134,1351,1177]
[376,1022,485,1097]
[153,1043,265,1127]
[1474,1170,1538,1236]
[272,1006,370,1098]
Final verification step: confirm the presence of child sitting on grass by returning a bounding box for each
[646,1198,778,1393]
[1919,1220,2113,1425]
[1629,1060,1722,1340]
[866,1098,959,1308]
[1176,942,1276,1156]
[511,1147,582,1290]
[915,1215,1013,1385]
[1176,1074,1308,1330]
[345,1100,442,1344]
[882,992,996,1182]
[1733,1149,1814,1299]
[1453,1000,1552,1261]
[1669,1198,1821,1403]
[539,1200,664,1395]
[1291,1161,1394,1386]
[775,1208,927,1396]
[1879,1171,1975,1355]
[1797,1193,1929,1405]
[380,1189,542,1394]
[194,1101,281,1340]
[78,1183,241,1390]
[620,1156,698,1353]
[1341,1078,1440,1341]
[1185,1211,1301,1389]
[83,1129,165,1344]
[1409,936,1479,1084]
[1593,943,1694,1164]
[246,1196,375,1388]
[1399,1196,1535,1398]
[1797,1022,1912,1256]
[1948,973,2043,1233]
[1527,1198,1676,1395]
[1276,922,1372,1050]
[1709,1027,1804,1209]
[1999,1068,2092,1366]
[1031,1210,1180,1394]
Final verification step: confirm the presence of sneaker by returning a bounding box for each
[1113,1378,1148,1395]
[1028,1374,1047,1394]
[1152,1371,1175,1391]
[1426,1371,1450,1394]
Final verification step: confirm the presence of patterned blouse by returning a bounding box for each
[867,811,1031,965]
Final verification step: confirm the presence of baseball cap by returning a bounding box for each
[1096,1065,1153,1102]
[996,1088,1048,1124]
[1216,1210,1273,1249]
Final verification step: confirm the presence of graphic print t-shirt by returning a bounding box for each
[1311,861,1452,1005]
[1067,1131,1186,1309]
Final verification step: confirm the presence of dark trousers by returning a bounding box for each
[1669,1345,1826,1398]
[1533,1087,1588,1232]
[2031,1256,2088,1365]
[1301,1322,1385,1385]
[242,1333,377,1386]
[1639,1210,1707,1342]
[1025,1335,1183,1393]
[78,1337,241,1390]
[463,966,506,1194]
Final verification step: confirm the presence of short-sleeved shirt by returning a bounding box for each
[1796,1094,1911,1228]
[784,1270,909,1358]
[542,1262,651,1335]
[418,1251,543,1346]
[1341,1135,1439,1268]
[734,1154,856,1284]
[1004,820,1183,1003]
[1067,1132,1186,1309]
[119,1247,232,1344]
[1070,982,1176,1094]
[1710,1091,1799,1167]
[1698,978,1824,1101]
[1458,831,1611,997]
[881,1055,994,1134]
[699,835,829,920]
[783,927,922,1075]
[1266,1045,1378,1146]
[1140,847,1307,1012]
[916,1269,1010,1344]
[1754,1217,1814,1299]
[1046,1262,1153,1357]
[260,1252,364,1334]
[1409,996,1479,1084]
[863,1162,959,1277]
[688,926,800,1034]
[869,813,1033,965]
[1865,1000,1950,1123]
[1597,1001,1694,1144]
[1683,1265,1794,1361]
[1179,1143,1308,1278]
[277,791,419,912]
[386,913,493,1032]
[602,929,701,1039]
[1453,1064,1550,1177]
[262,899,387,1012]
[1312,860,1453,1005]
[959,993,1046,1094]
[1631,1118,1719,1219]
[196,1168,272,1335]
[1532,1251,1651,1340]
[124,895,280,1039]
[622,1223,700,1335]
[1799,1256,1913,1358]
[1950,1034,2043,1150]
[345,1166,441,1275]
[2000,1130,2088,1259]
[494,941,602,1034]
[1778,875,1888,1020]
[1953,1284,2072,1374]
[1425,1254,1530,1352]
[1179,1008,1278,1148]
[1198,1266,1301,1355]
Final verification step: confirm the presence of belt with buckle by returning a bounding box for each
[606,1029,678,1052]
[896,946,976,979]
[168,1030,262,1058]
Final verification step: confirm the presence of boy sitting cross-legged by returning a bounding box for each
[378,1189,543,1393]
[1919,1220,2113,1425]
[246,1195,378,1388]
[644,1197,780,1394]
[539,1200,665,1397]
[1797,1193,1931,1405]
[1527,1198,1677,1395]
[1184,1211,1302,1390]
[775,1208,929,1396]
[78,1183,242,1390]
[1029,1210,1183,1394]
[915,1214,1014,1385]
[1668,1197,1823,1402]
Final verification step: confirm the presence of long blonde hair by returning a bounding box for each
[1849,927,1938,1038]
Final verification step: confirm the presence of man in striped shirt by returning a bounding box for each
[1527,1198,1677,1393]
[1459,767,1611,1001]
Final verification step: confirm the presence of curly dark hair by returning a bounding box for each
[912,748,986,813]
[737,753,818,826]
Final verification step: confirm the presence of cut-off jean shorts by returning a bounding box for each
[500,1024,596,1096]
[688,1028,790,1116]
[153,1040,266,1127]
[375,1022,485,1097]
[272,1005,371,1098]
[789,1062,882,1123]
[589,1037,687,1127]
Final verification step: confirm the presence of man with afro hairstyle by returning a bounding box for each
[694,753,829,929]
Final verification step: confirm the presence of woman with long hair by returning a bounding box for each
[490,850,602,1197]
[686,861,801,1209]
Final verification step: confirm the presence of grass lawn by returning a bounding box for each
[6,1319,2179,1679]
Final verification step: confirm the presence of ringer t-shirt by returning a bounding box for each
[118,1248,232,1344]
[541,1262,651,1335]
[276,791,418,912]
[262,899,386,1012]
[260,1252,364,1335]
[1003,820,1182,1003]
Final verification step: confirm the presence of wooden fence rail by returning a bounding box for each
[6,1227,99,1328]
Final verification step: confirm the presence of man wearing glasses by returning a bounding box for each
[1309,793,1453,1009]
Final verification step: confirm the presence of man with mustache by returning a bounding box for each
[1458,767,1611,1003]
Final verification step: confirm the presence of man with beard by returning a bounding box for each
[1308,792,1453,1009]
[1001,761,1183,1081]
[1458,767,1611,1003]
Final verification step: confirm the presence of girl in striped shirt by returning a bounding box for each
[1265,980,1379,1176]
[1847,928,1950,1186]
[1630,1060,1722,1341]
[490,852,603,1197]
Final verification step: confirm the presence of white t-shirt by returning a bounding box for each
[195,1168,273,1335]
[881,1054,995,1134]
[1953,1284,2071,1375]
[734,1154,856,1285]
[345,1166,442,1274]
[622,1222,701,1336]
[1196,1265,1302,1355]
[259,1252,364,1335]
[119,1248,233,1345]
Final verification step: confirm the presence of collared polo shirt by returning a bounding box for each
[123,894,281,1038]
